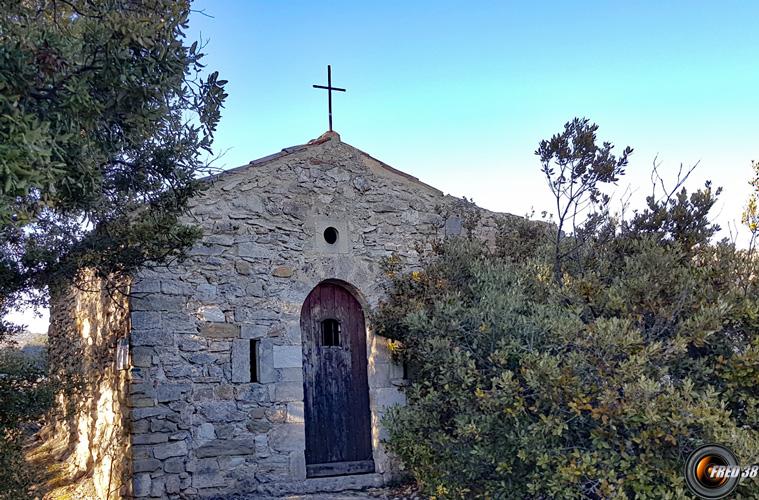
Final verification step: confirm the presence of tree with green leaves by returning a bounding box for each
[0,0,227,338]
[742,160,759,252]
[376,119,759,498]
[536,118,632,284]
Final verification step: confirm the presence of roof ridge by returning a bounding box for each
[200,131,441,195]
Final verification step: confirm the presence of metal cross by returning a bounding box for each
[312,65,346,132]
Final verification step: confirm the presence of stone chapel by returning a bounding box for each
[47,131,504,498]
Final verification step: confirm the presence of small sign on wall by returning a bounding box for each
[115,338,129,370]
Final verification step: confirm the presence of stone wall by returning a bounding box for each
[47,271,132,499]
[127,132,506,497]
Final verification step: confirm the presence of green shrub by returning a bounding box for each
[376,223,759,498]
[0,347,54,497]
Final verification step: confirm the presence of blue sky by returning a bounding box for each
[9,1,759,332]
[187,1,757,234]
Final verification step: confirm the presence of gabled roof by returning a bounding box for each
[203,131,442,194]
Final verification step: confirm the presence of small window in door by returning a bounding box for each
[321,319,341,346]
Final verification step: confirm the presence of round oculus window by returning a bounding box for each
[323,227,339,244]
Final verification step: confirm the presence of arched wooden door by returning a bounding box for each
[300,282,374,477]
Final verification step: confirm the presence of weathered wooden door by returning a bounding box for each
[300,282,374,477]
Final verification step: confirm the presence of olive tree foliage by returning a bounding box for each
[536,118,632,283]
[375,120,759,498]
[0,0,227,338]
[742,160,759,252]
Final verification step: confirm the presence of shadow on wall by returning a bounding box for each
[28,270,132,499]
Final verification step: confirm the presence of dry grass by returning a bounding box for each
[24,426,96,500]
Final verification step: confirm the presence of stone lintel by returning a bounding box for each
[200,322,240,338]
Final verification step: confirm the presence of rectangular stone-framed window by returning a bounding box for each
[250,339,259,383]
[232,338,261,383]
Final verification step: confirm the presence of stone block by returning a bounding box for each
[240,324,266,339]
[165,474,181,494]
[162,311,198,333]
[197,283,217,301]
[192,472,227,488]
[132,433,169,445]
[161,280,190,295]
[132,277,160,294]
[133,473,151,497]
[268,323,286,337]
[153,440,188,460]
[133,458,162,473]
[269,423,305,452]
[272,266,294,278]
[249,407,266,419]
[238,242,268,258]
[215,424,236,439]
[199,305,225,322]
[237,307,278,322]
[205,233,235,245]
[188,352,216,364]
[289,451,307,480]
[131,407,170,420]
[189,243,226,256]
[195,439,256,458]
[313,218,350,254]
[246,281,265,297]
[231,339,251,383]
[277,367,303,383]
[131,293,185,312]
[255,434,269,457]
[218,456,245,470]
[130,329,172,347]
[265,406,286,423]
[208,340,231,352]
[186,457,220,473]
[128,397,155,408]
[150,476,165,497]
[131,419,150,434]
[130,346,153,368]
[371,387,406,410]
[131,311,160,330]
[274,381,303,402]
[164,457,186,474]
[165,364,201,378]
[192,386,215,402]
[199,322,240,338]
[150,419,178,433]
[235,384,269,403]
[131,445,153,460]
[214,384,234,400]
[235,260,252,275]
[255,454,290,483]
[178,337,205,352]
[196,422,215,442]
[259,340,276,383]
[368,361,396,388]
[286,402,304,423]
[157,383,191,403]
[198,401,246,422]
[445,215,463,236]
[246,417,272,433]
[273,345,302,368]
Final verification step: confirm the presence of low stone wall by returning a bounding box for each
[47,271,132,499]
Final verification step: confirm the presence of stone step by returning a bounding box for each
[256,472,386,497]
